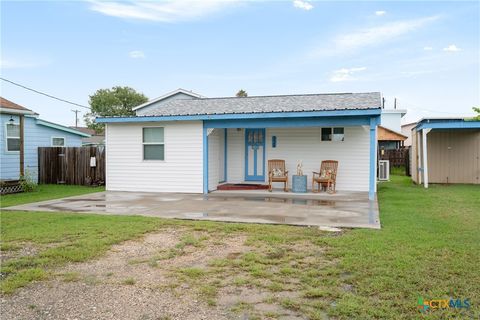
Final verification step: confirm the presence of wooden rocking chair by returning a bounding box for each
[312,160,338,193]
[268,159,288,192]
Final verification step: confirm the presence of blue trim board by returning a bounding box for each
[415,119,480,131]
[205,116,374,129]
[36,119,91,137]
[369,117,377,201]
[224,129,228,182]
[96,109,381,123]
[203,127,209,194]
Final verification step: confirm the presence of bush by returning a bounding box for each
[19,170,38,192]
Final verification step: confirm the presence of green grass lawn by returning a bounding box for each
[0,184,104,208]
[1,177,479,319]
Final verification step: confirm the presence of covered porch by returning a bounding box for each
[203,110,380,200]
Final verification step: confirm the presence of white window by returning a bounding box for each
[5,123,20,152]
[143,127,164,160]
[321,127,345,142]
[51,137,65,147]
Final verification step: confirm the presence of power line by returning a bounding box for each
[0,77,90,109]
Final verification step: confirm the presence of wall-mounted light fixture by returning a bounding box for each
[272,136,277,148]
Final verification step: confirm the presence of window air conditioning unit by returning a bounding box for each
[378,160,390,181]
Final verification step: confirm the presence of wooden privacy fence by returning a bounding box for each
[38,147,105,185]
[379,148,409,168]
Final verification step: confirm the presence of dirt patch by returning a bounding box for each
[1,228,321,319]
[60,228,183,287]
[0,229,253,319]
[1,242,40,263]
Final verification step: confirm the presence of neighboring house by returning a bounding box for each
[377,126,408,150]
[97,90,382,200]
[69,127,105,146]
[401,122,417,147]
[378,109,407,150]
[133,88,205,116]
[0,97,90,181]
[411,118,480,187]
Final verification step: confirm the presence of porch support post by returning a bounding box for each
[422,128,431,188]
[369,117,378,200]
[19,115,25,177]
[203,125,209,194]
[417,130,422,185]
[224,128,228,182]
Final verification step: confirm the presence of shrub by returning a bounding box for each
[19,170,38,192]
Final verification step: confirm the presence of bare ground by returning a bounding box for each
[1,228,307,320]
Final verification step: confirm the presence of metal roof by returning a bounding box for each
[139,92,382,117]
[414,118,480,131]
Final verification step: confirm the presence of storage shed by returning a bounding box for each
[411,118,480,187]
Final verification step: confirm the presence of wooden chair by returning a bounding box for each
[268,159,288,192]
[312,160,338,193]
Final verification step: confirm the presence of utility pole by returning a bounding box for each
[71,109,80,127]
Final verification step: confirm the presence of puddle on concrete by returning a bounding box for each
[205,196,335,207]
[62,198,103,202]
[184,212,209,218]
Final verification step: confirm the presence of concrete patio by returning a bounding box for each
[4,190,380,229]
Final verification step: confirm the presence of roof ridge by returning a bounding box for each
[197,92,380,101]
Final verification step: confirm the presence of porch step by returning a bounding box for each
[217,183,269,191]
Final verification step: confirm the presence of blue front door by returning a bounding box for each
[245,128,265,181]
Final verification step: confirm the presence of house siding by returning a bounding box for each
[105,121,203,193]
[225,128,245,183]
[426,130,480,184]
[208,129,220,191]
[380,112,403,133]
[222,126,370,191]
[1,114,83,181]
[218,129,225,182]
[265,126,370,191]
[401,123,416,147]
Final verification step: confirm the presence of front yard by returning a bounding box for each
[1,177,479,319]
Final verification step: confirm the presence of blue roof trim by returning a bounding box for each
[36,119,91,137]
[96,108,381,123]
[415,119,480,131]
[203,115,377,129]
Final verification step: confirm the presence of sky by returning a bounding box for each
[1,0,479,126]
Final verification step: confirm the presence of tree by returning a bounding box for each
[236,89,248,97]
[84,86,148,132]
[473,107,480,120]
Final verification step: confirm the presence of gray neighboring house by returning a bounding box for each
[70,127,105,146]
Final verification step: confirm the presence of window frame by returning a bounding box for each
[51,136,66,147]
[320,127,345,142]
[142,126,165,161]
[5,122,20,153]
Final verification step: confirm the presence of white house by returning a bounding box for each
[97,90,382,200]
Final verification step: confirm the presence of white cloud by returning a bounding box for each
[330,67,367,82]
[375,10,386,16]
[293,0,313,11]
[334,16,439,52]
[423,46,433,51]
[0,57,49,69]
[443,44,461,52]
[129,50,145,59]
[89,0,239,22]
